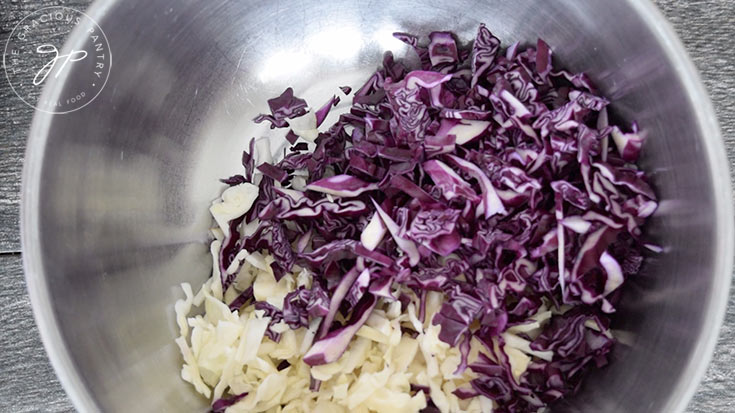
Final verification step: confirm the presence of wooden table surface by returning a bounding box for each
[1,1,733,412]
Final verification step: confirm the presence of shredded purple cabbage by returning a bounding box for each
[210,392,248,413]
[217,23,657,413]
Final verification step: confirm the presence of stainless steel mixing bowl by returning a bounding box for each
[21,0,733,412]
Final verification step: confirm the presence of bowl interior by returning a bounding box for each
[23,0,732,412]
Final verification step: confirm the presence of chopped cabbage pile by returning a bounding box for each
[174,24,656,413]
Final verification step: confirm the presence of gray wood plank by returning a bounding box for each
[0,122,26,254]
[0,254,74,413]
[0,35,31,254]
[0,0,94,254]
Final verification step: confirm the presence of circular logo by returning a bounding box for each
[3,6,111,114]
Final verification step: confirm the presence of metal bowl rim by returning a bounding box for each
[20,0,733,412]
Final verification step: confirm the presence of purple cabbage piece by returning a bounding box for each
[454,387,480,400]
[551,180,591,210]
[408,209,460,241]
[219,216,246,290]
[390,175,443,208]
[315,95,341,128]
[446,154,507,218]
[299,239,393,268]
[306,283,331,317]
[228,286,254,312]
[536,39,552,80]
[306,174,379,197]
[254,301,284,342]
[423,159,480,202]
[285,129,299,144]
[257,162,288,183]
[428,31,459,66]
[454,331,472,375]
[420,402,442,413]
[290,141,308,152]
[369,272,396,300]
[411,383,431,395]
[282,284,330,329]
[384,70,453,143]
[471,23,501,87]
[409,267,452,291]
[253,87,308,128]
[210,392,248,413]
[407,209,462,255]
[309,376,322,392]
[371,198,420,266]
[266,222,295,282]
[260,193,368,220]
[432,286,484,346]
[393,32,431,70]
[304,293,378,366]
[318,266,361,338]
[611,126,644,162]
[345,268,371,308]
[220,174,247,186]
